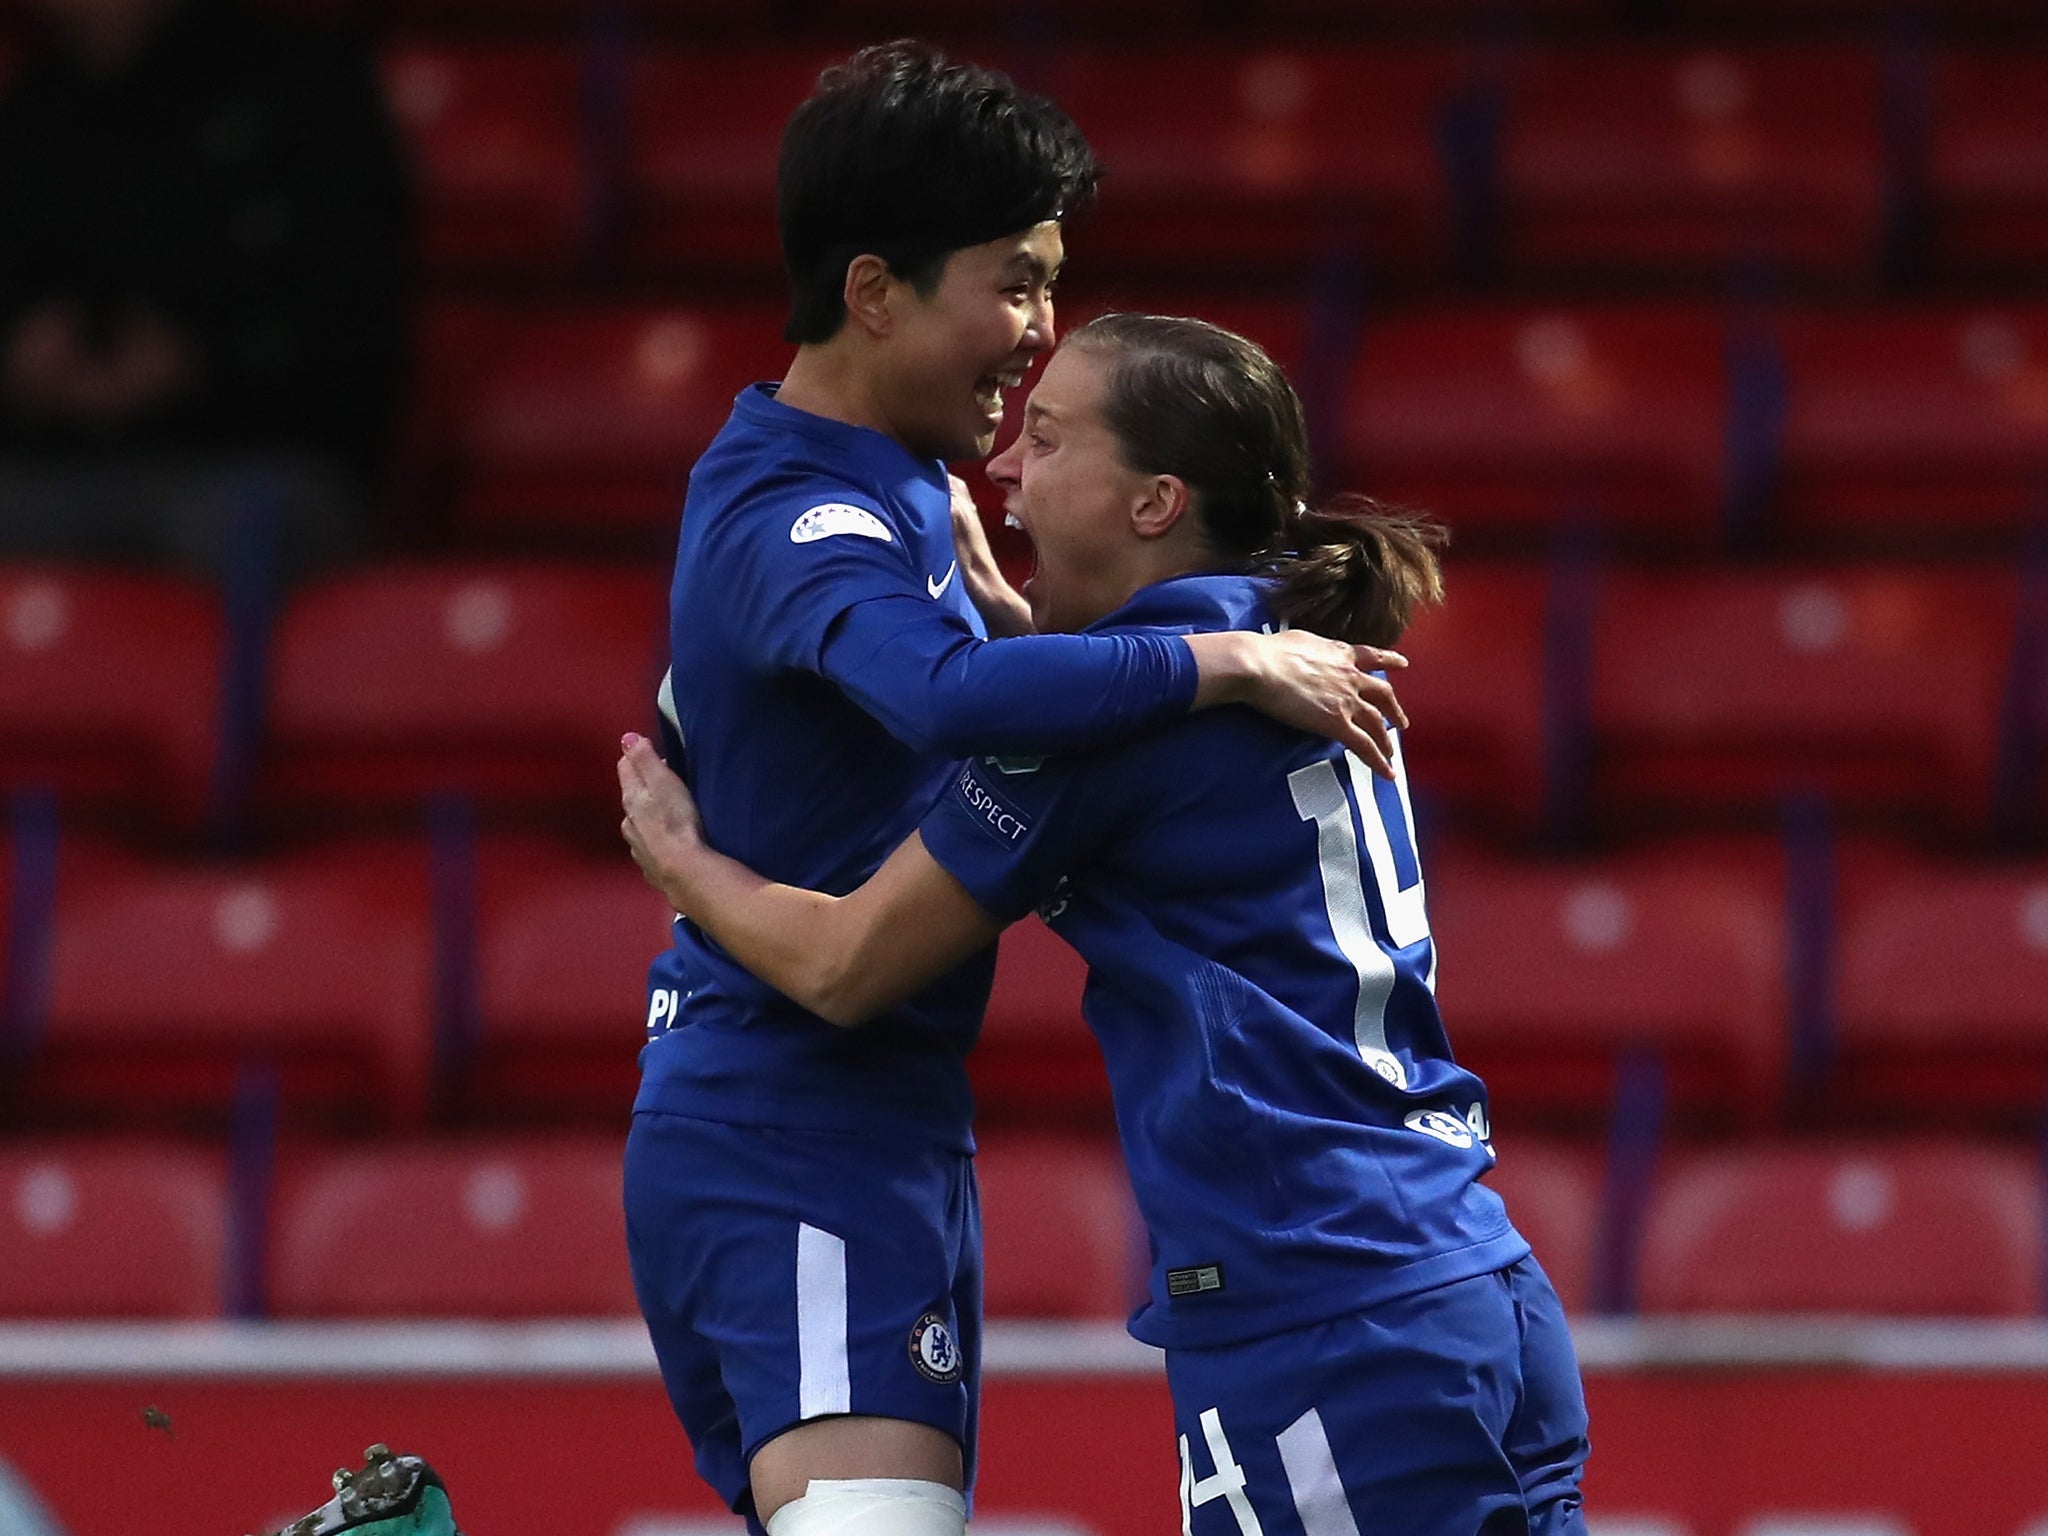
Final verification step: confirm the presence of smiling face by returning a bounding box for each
[985,343,1176,634]
[876,221,1064,464]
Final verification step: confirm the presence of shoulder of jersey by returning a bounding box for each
[790,502,894,545]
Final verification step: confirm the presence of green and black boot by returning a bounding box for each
[259,1445,461,1536]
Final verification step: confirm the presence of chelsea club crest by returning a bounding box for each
[908,1312,963,1385]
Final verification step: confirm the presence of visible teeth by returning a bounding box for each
[1004,513,1023,530]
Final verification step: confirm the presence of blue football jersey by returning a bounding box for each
[637,385,1198,1150]
[920,572,1529,1347]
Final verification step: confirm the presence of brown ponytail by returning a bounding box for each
[1261,498,1447,649]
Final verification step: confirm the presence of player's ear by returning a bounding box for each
[1131,474,1191,541]
[842,254,895,339]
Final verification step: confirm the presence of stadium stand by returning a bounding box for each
[1037,46,1468,281]
[0,567,224,836]
[1585,566,2017,834]
[29,843,434,1128]
[1635,1142,2046,1315]
[262,563,666,826]
[976,1132,1143,1321]
[623,45,851,280]
[466,836,676,1121]
[1427,837,1787,1129]
[1337,305,1734,551]
[971,914,1104,1124]
[0,1141,226,1317]
[268,1139,637,1316]
[381,43,591,279]
[1394,561,1560,837]
[1495,47,1889,285]
[1928,51,2048,282]
[1829,842,2048,1128]
[1771,307,2048,551]
[428,304,790,540]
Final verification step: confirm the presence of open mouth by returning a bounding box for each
[1003,507,1041,595]
[975,368,1027,424]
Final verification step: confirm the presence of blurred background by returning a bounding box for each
[0,0,2046,1531]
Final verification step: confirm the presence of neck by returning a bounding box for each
[774,337,897,443]
[1070,545,1214,630]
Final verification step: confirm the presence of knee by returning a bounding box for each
[763,1479,966,1536]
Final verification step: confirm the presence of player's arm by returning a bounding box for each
[756,493,1411,775]
[619,735,999,1026]
[824,596,1410,778]
[948,473,1033,638]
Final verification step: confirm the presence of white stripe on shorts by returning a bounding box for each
[1276,1408,1362,1536]
[796,1223,850,1419]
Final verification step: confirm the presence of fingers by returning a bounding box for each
[1357,672,1410,733]
[1341,718,1396,780]
[1347,700,1397,779]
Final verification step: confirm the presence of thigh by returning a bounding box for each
[623,1113,980,1514]
[1502,1258,1592,1536]
[1164,1277,1532,1536]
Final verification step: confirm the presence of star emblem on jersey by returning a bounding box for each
[927,561,958,600]
[908,1312,962,1384]
[790,502,893,544]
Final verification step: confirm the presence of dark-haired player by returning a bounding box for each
[626,44,1410,1536]
[623,314,1591,1536]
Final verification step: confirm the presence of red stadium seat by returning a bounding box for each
[0,1142,226,1317]
[970,915,1106,1123]
[1427,837,1787,1128]
[624,46,848,278]
[1773,308,2048,550]
[0,566,222,832]
[269,1139,637,1317]
[1831,843,2048,1125]
[33,844,434,1126]
[1587,567,2015,832]
[380,45,587,278]
[1395,562,1554,835]
[447,306,789,537]
[1498,48,1887,283]
[976,1132,1141,1321]
[1038,47,1465,278]
[1480,1137,1603,1315]
[1337,306,1731,549]
[263,563,667,826]
[1930,53,2048,282]
[1637,1142,2045,1315]
[469,838,677,1120]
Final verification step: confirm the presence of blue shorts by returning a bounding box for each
[623,1111,982,1533]
[1165,1256,1590,1536]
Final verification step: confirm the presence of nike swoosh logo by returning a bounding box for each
[927,561,958,601]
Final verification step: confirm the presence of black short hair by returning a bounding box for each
[777,40,1099,345]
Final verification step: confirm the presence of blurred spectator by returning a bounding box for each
[0,0,413,584]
